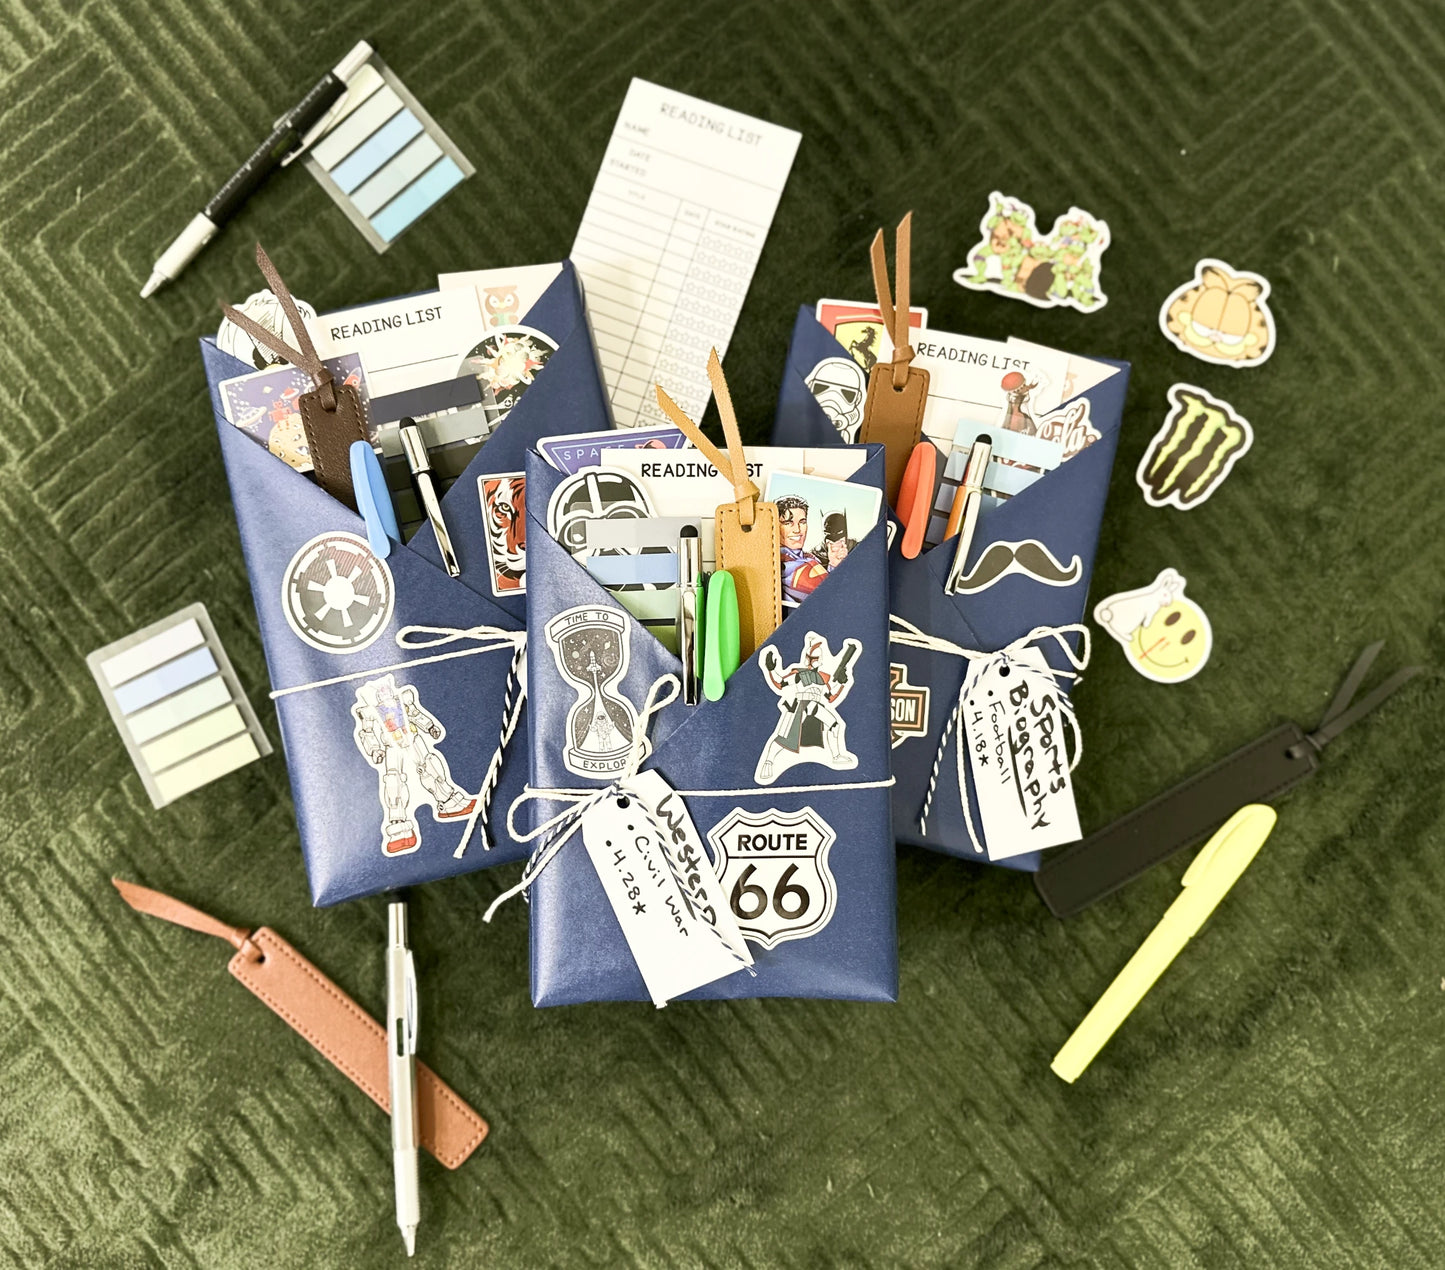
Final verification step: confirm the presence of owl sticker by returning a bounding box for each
[482,285,522,327]
[1159,259,1276,367]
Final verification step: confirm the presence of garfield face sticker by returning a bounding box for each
[953,191,1111,312]
[1094,568,1213,683]
[1159,259,1276,367]
[1138,385,1254,509]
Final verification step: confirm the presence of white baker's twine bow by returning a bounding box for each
[270,622,527,857]
[485,671,895,925]
[889,615,1089,853]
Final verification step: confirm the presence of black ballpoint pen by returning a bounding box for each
[141,40,372,297]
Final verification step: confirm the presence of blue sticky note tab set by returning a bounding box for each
[302,55,474,252]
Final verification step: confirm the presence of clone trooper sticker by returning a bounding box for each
[803,355,868,442]
[755,633,861,785]
[707,806,838,949]
[1094,568,1213,683]
[351,674,477,856]
[545,605,642,777]
[889,663,930,748]
[281,531,394,654]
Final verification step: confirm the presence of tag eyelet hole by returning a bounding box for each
[999,666,1011,678]
[616,797,631,809]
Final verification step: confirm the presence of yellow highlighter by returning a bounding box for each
[1051,804,1278,1083]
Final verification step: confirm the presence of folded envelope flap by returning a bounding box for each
[407,263,609,616]
[524,446,891,788]
[214,415,520,693]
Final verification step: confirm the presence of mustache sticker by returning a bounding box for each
[955,538,1082,594]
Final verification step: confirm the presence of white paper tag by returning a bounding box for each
[580,770,753,1006]
[963,647,1081,860]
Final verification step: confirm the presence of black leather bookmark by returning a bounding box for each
[1034,643,1424,919]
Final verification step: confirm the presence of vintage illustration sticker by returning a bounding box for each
[755,633,861,784]
[351,674,476,856]
[802,355,868,442]
[707,806,839,949]
[954,539,1082,595]
[280,531,394,654]
[478,472,527,595]
[546,605,642,777]
[1137,385,1254,510]
[547,467,654,558]
[1159,259,1276,367]
[1036,397,1102,461]
[953,191,1111,312]
[1094,568,1213,683]
[889,663,930,748]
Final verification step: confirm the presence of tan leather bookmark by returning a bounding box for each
[219,244,367,511]
[654,351,781,660]
[859,212,929,504]
[112,878,488,1169]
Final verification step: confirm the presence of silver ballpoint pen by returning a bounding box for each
[400,420,461,577]
[678,525,703,704]
[944,436,994,595]
[387,900,420,1257]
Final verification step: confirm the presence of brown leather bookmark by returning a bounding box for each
[112,878,488,1169]
[859,212,929,505]
[219,244,367,511]
[655,351,782,660]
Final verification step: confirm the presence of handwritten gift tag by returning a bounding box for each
[580,770,753,1006]
[963,648,1081,860]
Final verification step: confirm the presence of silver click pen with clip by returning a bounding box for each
[386,900,421,1257]
[944,436,994,595]
[400,419,460,577]
[678,524,703,705]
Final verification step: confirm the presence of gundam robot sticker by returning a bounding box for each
[351,674,477,856]
[755,633,862,785]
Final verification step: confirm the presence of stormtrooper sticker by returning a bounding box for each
[351,674,477,856]
[707,806,838,949]
[802,356,868,442]
[545,605,642,777]
[281,531,394,654]
[1094,568,1213,683]
[755,633,861,784]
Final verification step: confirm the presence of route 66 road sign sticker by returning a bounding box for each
[707,806,837,949]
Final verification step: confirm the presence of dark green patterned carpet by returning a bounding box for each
[2,1,1443,1265]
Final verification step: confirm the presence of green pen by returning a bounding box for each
[703,569,741,701]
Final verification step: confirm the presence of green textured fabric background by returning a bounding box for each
[3,1,1444,1265]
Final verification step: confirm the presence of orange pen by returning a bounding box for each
[895,441,937,560]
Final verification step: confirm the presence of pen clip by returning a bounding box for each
[403,948,418,1054]
[678,526,703,705]
[654,352,781,660]
[896,441,937,560]
[351,440,398,558]
[702,568,741,701]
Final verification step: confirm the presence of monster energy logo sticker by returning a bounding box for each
[1136,383,1254,510]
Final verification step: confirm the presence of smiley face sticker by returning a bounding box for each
[1094,568,1213,683]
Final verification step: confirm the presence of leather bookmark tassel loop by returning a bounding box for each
[217,243,366,509]
[112,878,489,1168]
[860,213,929,504]
[653,352,782,659]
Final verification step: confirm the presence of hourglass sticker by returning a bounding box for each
[545,605,642,777]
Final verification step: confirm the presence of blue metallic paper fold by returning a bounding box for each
[773,305,1131,870]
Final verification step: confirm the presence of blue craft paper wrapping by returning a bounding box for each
[202,262,613,905]
[524,446,898,1005]
[772,305,1130,870]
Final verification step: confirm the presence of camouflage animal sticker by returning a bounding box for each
[953,191,1110,312]
[1159,259,1276,367]
[1137,385,1254,510]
